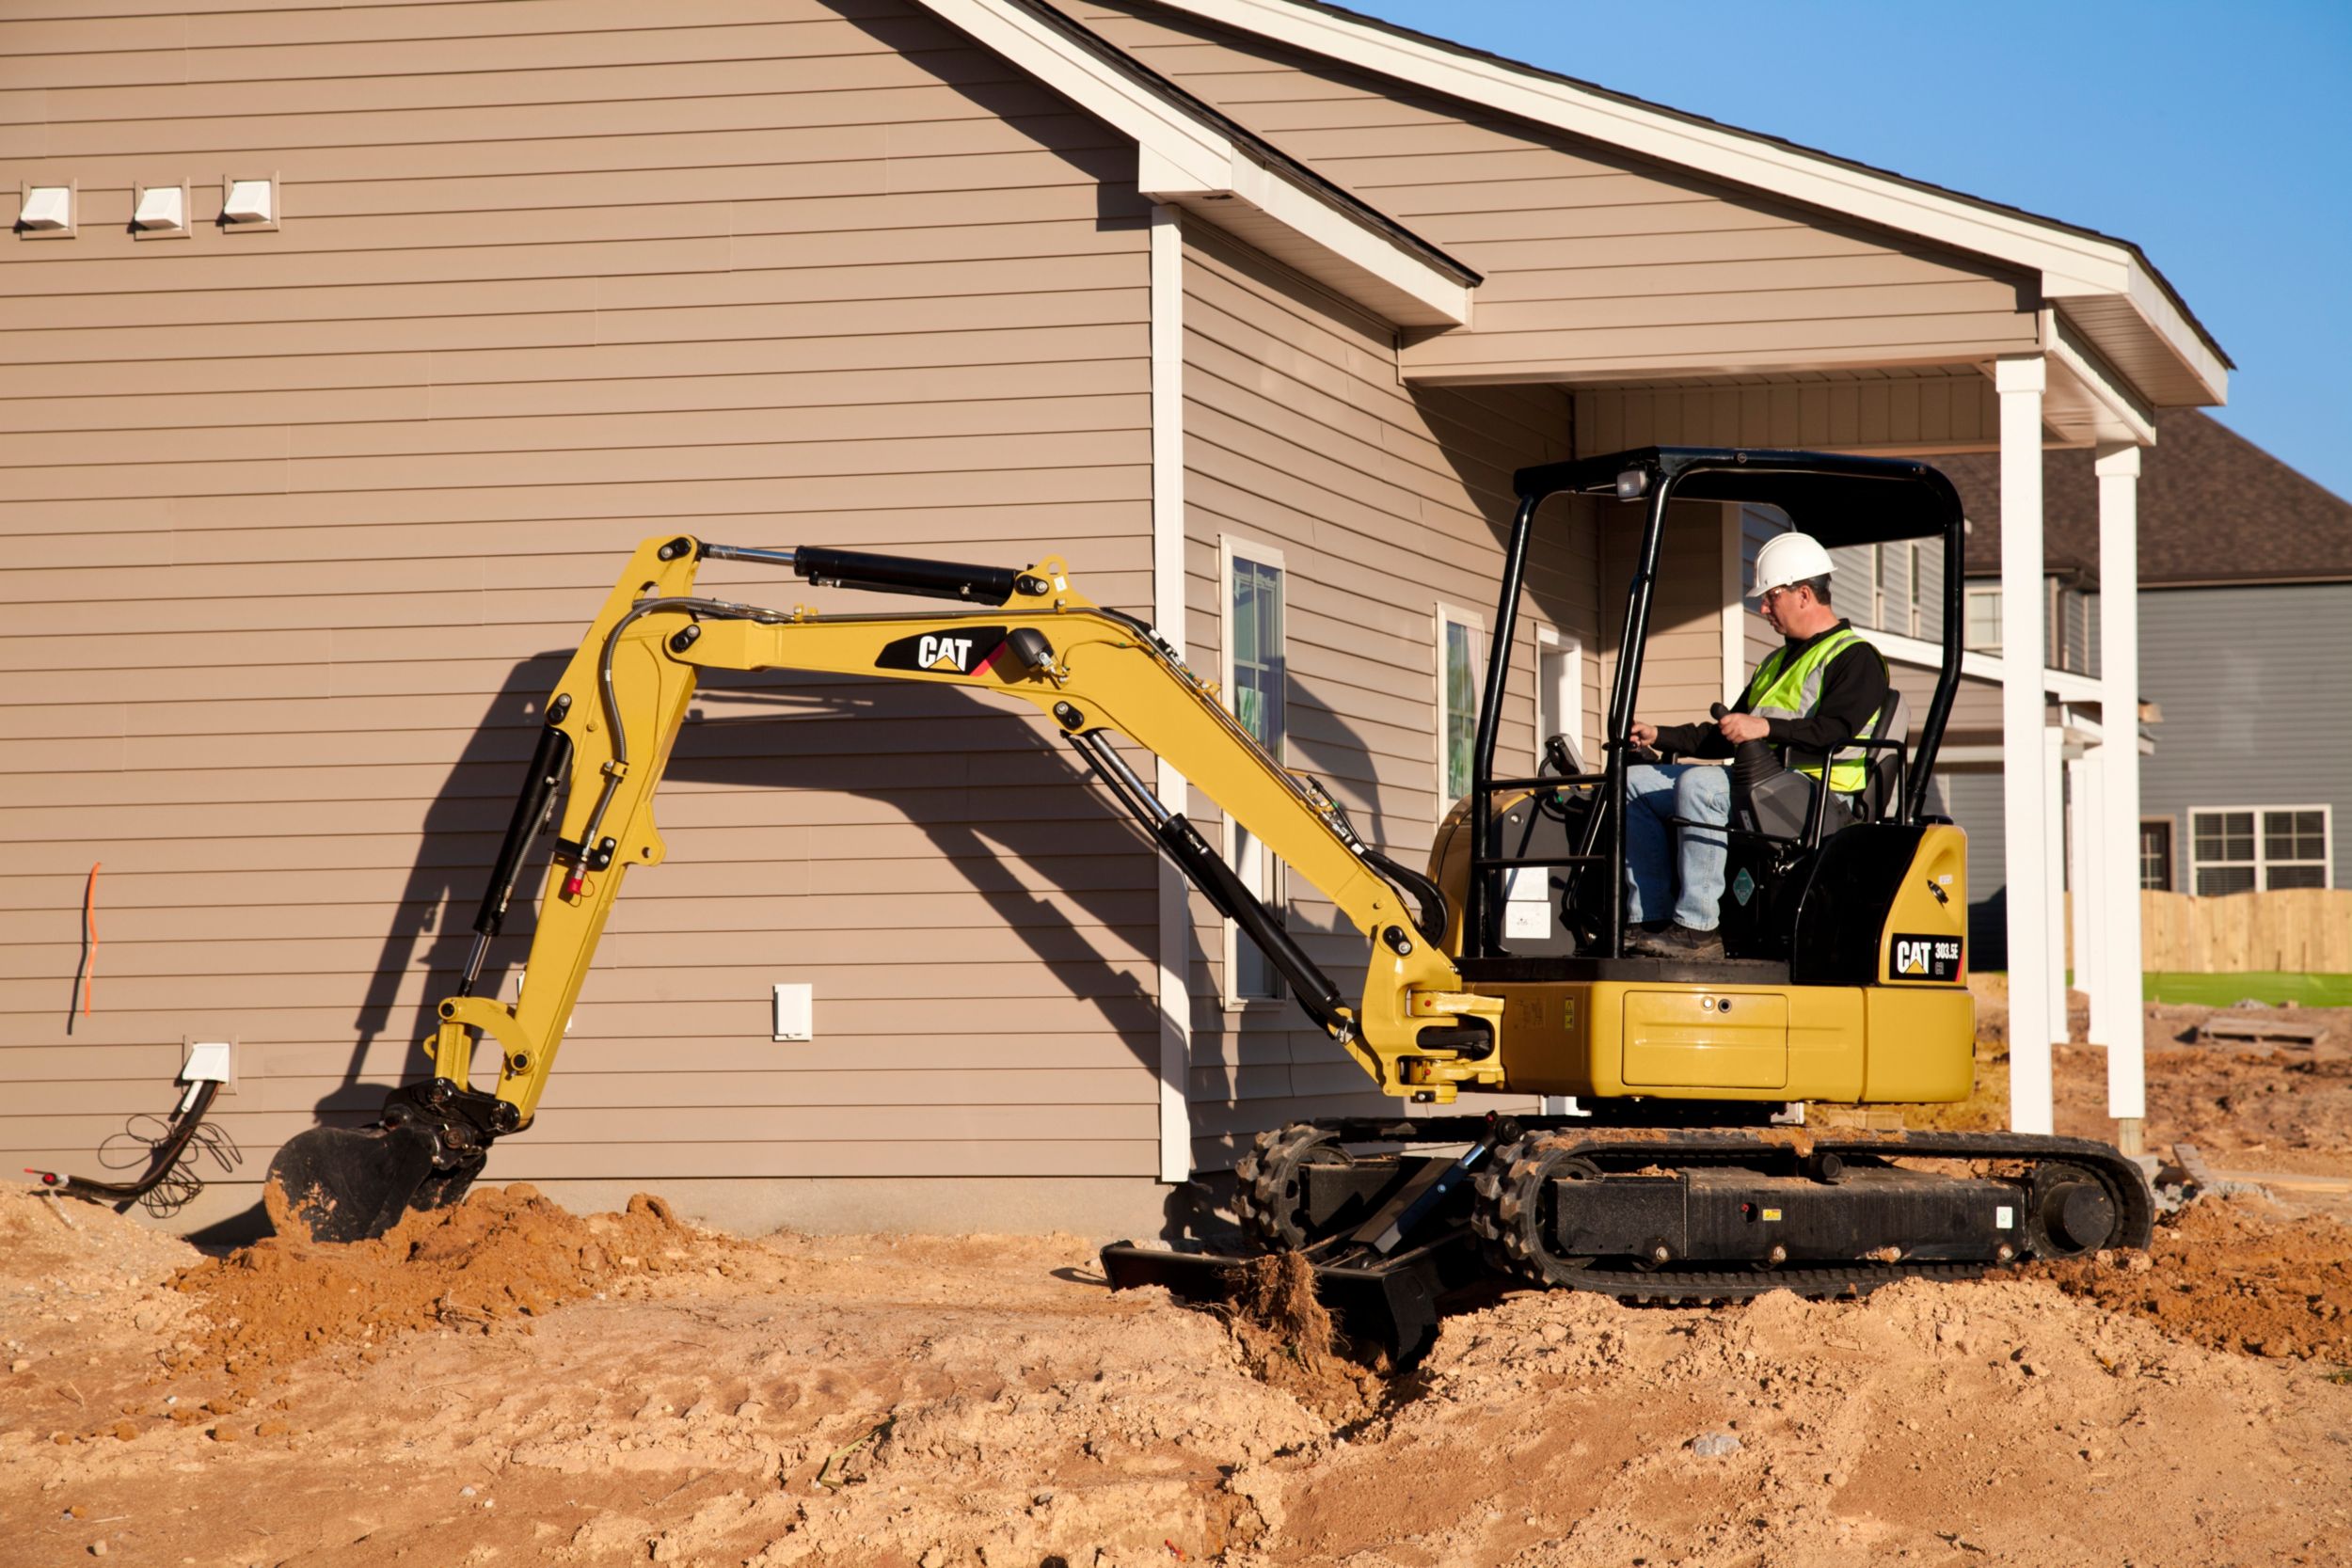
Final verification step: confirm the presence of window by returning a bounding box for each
[1220,539,1286,1001]
[1906,541,1924,639]
[1534,626,1584,771]
[2189,806,2331,895]
[1964,585,2001,654]
[2139,818,2173,892]
[1438,605,1485,806]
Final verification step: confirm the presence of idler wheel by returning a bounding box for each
[1471,1136,1601,1286]
[1234,1123,1358,1251]
[2027,1163,2121,1258]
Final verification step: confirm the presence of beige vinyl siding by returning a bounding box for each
[1075,2,2039,383]
[1176,222,1576,1164]
[1597,499,1727,727]
[1576,369,2000,455]
[0,0,1165,1194]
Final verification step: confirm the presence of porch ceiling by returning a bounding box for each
[1568,354,2148,459]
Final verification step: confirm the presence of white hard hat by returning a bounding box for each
[1753,531,1836,597]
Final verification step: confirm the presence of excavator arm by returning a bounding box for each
[268,535,1502,1243]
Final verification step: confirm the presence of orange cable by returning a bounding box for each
[82,862,100,1019]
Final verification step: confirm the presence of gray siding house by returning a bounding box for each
[1937,411,2352,962]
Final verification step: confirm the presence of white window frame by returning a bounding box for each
[1963,583,2002,654]
[1534,625,1584,772]
[1436,601,1486,818]
[1218,535,1288,1006]
[2187,804,2332,895]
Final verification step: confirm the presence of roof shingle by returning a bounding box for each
[1941,411,2352,586]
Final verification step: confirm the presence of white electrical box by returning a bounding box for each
[772,983,814,1042]
[183,1038,235,1093]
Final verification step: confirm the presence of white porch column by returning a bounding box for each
[1150,204,1192,1183]
[2095,444,2147,1148]
[2043,724,2069,1048]
[2071,746,2107,1032]
[1996,355,2053,1133]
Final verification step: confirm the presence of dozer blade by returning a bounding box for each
[1100,1230,1482,1368]
[263,1120,476,1244]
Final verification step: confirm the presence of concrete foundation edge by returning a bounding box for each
[119,1176,1189,1249]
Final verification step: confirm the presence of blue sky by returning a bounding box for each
[1336,0,2352,501]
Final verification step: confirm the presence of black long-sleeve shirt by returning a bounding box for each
[1653,619,1891,762]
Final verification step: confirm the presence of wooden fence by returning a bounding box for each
[2135,888,2352,974]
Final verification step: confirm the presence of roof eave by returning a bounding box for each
[914,0,1477,327]
[1147,0,2228,402]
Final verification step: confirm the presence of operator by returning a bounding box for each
[1621,531,1892,958]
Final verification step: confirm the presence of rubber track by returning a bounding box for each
[1534,1259,1991,1305]
[1283,1117,2157,1304]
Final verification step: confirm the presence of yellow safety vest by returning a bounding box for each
[1743,626,1888,795]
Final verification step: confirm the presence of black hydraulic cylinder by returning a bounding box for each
[792,546,1040,606]
[473,721,574,941]
[1154,813,1354,1040]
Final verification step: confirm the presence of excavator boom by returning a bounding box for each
[268,535,1494,1242]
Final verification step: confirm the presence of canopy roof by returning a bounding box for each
[1515,448,1963,549]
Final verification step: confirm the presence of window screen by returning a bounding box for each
[1226,549,1286,1000]
[1440,613,1481,803]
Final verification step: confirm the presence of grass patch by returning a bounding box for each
[2142,972,2352,1007]
[1972,971,2352,1007]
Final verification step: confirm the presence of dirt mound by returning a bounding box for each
[1218,1249,1387,1420]
[168,1184,755,1378]
[2042,1192,2352,1362]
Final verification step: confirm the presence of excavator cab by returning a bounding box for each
[1435,447,1966,974]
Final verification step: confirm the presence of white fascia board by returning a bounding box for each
[1872,627,2101,705]
[919,0,1227,186]
[1207,152,1471,325]
[1152,0,2216,391]
[915,0,1468,326]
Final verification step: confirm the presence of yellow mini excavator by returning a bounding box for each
[264,447,2150,1356]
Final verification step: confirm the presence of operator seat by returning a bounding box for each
[1736,688,1912,841]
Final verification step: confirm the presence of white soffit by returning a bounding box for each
[912,0,1474,326]
[2042,310,2157,449]
[1148,0,2228,405]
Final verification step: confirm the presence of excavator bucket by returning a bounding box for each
[263,1121,480,1245]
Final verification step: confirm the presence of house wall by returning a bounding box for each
[1073,2,2041,385]
[1581,371,2000,456]
[1175,222,1577,1164]
[2138,582,2352,894]
[0,0,1170,1225]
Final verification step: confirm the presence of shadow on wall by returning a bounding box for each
[325,659,1172,1126]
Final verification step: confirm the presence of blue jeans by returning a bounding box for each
[1623,763,1730,931]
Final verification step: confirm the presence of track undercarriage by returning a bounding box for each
[1104,1113,2155,1362]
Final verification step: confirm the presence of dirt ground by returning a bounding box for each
[8,1003,2352,1567]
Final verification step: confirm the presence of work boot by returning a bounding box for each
[1632,923,1724,958]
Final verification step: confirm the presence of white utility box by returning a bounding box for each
[772,983,814,1042]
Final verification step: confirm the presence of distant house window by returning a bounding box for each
[1438,605,1485,806]
[1964,585,2001,654]
[1906,542,1924,639]
[2139,818,2173,892]
[2189,806,2331,895]
[1221,539,1287,1002]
